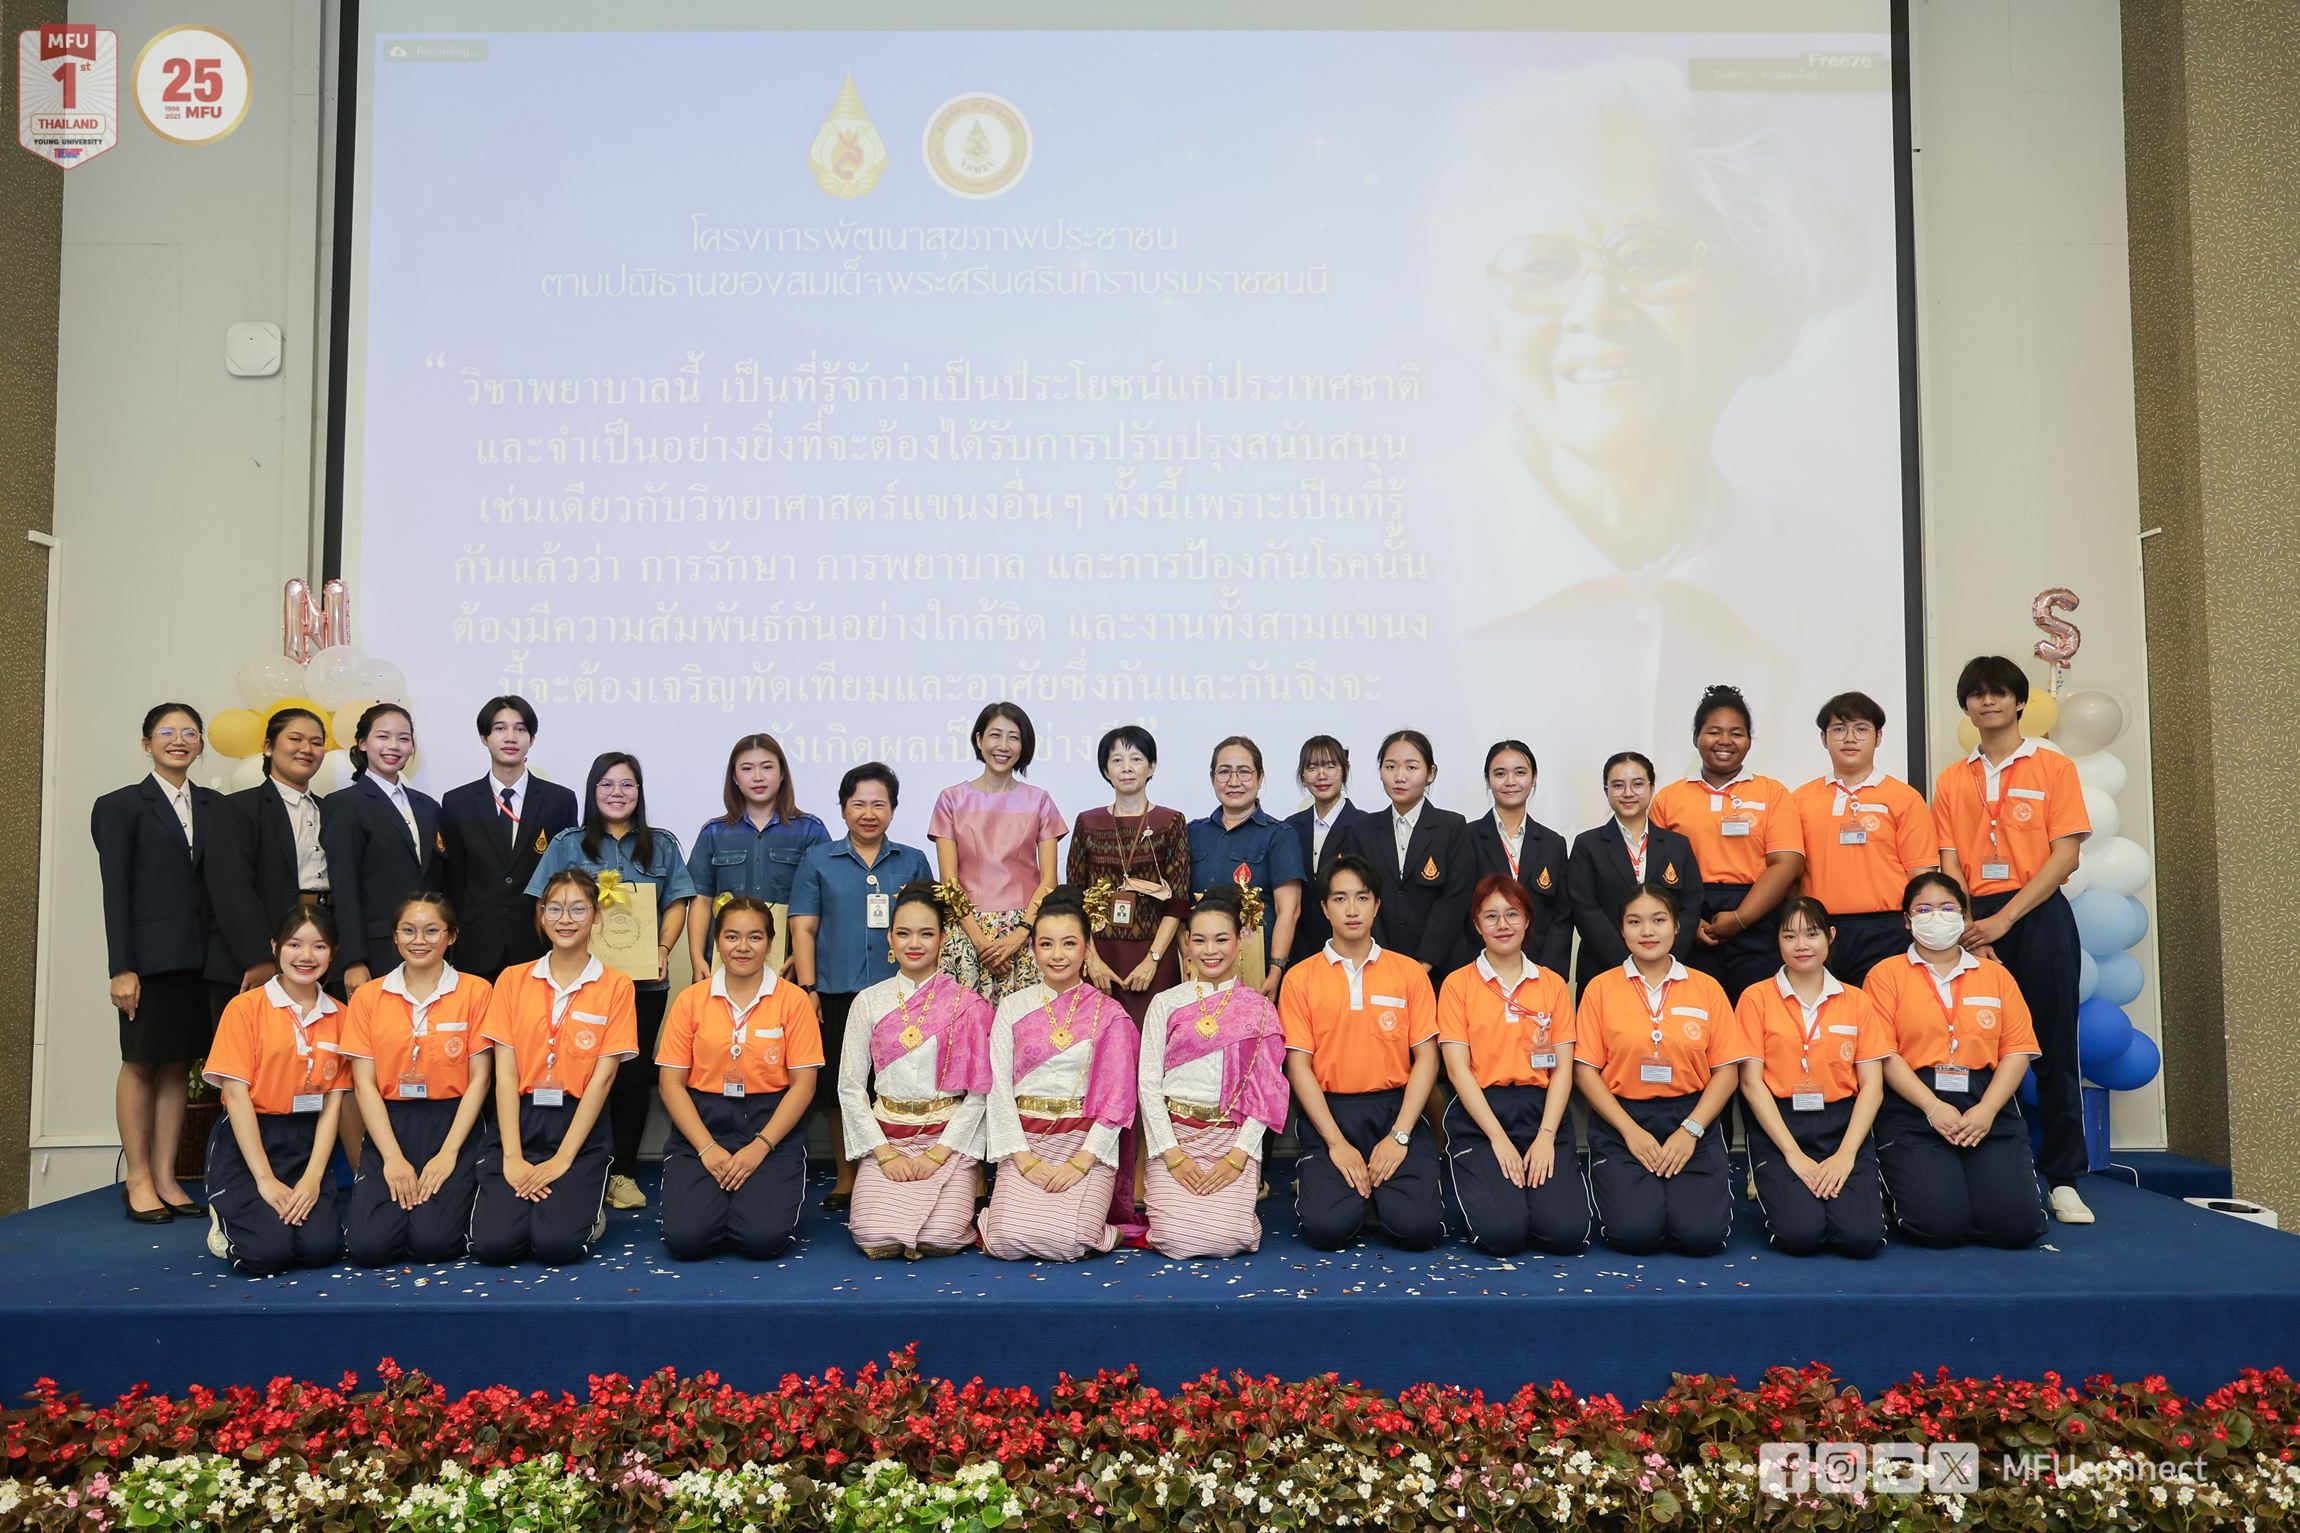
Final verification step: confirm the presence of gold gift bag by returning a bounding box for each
[590,876,661,981]
[1236,925,1268,990]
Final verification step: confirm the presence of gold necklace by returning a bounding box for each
[1046,983,1091,1051]
[1192,980,1238,1038]
[893,973,939,1052]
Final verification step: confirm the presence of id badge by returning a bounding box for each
[1638,1062,1674,1085]
[1110,894,1135,927]
[722,1080,746,1098]
[1791,1090,1825,1113]
[1721,819,1752,838]
[1839,828,1868,845]
[396,1076,429,1100]
[1933,1066,1970,1093]
[1529,1050,1558,1071]
[1981,862,2012,882]
[865,892,891,929]
[532,1078,566,1107]
[291,1092,325,1114]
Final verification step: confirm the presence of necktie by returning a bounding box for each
[500,786,519,850]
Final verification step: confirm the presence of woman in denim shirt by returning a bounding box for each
[686,734,830,979]
[527,752,696,1213]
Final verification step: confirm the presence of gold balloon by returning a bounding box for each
[264,697,329,734]
[2020,692,2060,739]
[207,708,265,759]
[331,699,378,752]
[1956,716,1981,752]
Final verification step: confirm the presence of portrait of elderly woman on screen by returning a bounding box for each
[1425,59,1898,829]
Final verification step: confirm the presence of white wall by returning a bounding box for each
[1908,0,2164,1149]
[27,0,2166,1203]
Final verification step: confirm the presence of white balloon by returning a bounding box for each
[2052,691,2126,758]
[2072,751,2129,800]
[310,748,355,795]
[306,646,373,711]
[228,752,268,791]
[2081,784,2121,842]
[2086,836,2154,897]
[2060,856,2094,898]
[360,657,410,705]
[237,655,307,710]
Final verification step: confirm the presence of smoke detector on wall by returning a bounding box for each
[224,322,282,377]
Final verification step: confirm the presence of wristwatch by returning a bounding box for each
[1390,1130,1412,1148]
[1680,1117,1706,1140]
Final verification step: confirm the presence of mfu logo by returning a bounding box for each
[1759,1440,1978,1497]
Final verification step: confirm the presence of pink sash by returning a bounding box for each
[869,973,992,1096]
[1161,984,1291,1136]
[1011,984,1144,1244]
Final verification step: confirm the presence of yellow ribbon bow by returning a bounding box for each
[593,869,631,909]
[712,891,734,916]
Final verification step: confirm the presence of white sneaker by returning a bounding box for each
[590,1210,608,1244]
[606,1174,646,1210]
[2049,1184,2096,1224]
[206,1207,229,1260]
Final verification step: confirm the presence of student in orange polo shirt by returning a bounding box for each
[199,901,350,1277]
[1791,692,1940,986]
[1437,874,1585,1257]
[656,896,821,1260]
[1279,853,1443,1251]
[471,868,638,1266]
[1864,871,2048,1250]
[340,892,494,1265]
[1931,655,2093,1226]
[1574,883,1750,1256]
[1735,897,1891,1257]
[1650,685,1807,1003]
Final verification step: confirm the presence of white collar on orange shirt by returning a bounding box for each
[382,963,462,1033]
[1321,940,1387,1009]
[529,953,605,1027]
[1964,736,2043,799]
[1688,770,1758,797]
[1620,955,1690,1005]
[1904,943,1981,1006]
[1475,950,1548,991]
[709,965,777,1028]
[262,976,338,1029]
[1773,966,1846,1028]
[1829,766,1888,813]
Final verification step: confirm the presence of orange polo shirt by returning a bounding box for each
[1574,962,1751,1100]
[1651,774,1804,886]
[203,982,349,1115]
[1436,955,1576,1089]
[340,967,493,1101]
[1792,772,1940,915]
[1734,971,1895,1102]
[1279,942,1437,1095]
[1863,949,2040,1072]
[481,956,639,1096]
[656,973,823,1095]
[1931,743,2090,898]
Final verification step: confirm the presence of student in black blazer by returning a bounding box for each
[439,696,580,976]
[1282,734,1366,961]
[90,703,224,1222]
[320,704,443,989]
[1567,750,1704,993]
[1333,730,1479,978]
[207,707,333,996]
[1466,740,1572,976]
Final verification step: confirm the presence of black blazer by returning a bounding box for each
[1334,803,1480,977]
[1283,799,1367,960]
[321,774,444,975]
[1465,810,1572,977]
[205,781,314,984]
[90,777,223,977]
[1566,819,1705,991]
[438,775,580,976]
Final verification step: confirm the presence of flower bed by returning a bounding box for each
[2,1350,2296,1530]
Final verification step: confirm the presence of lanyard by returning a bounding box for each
[1622,822,1649,880]
[1923,962,1966,1058]
[1632,970,1672,1058]
[1784,981,1827,1079]
[281,996,323,1087]
[542,974,585,1072]
[1496,815,1525,877]
[724,986,767,1062]
[1483,967,1549,1040]
[1970,754,2023,859]
[404,981,445,1065]
[1112,809,1153,884]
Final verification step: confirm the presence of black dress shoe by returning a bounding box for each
[120,1184,174,1225]
[161,1195,207,1218]
[821,1191,852,1212]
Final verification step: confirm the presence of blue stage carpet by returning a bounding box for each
[3,1167,2294,1404]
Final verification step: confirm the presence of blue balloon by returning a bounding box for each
[2094,950,2145,1008]
[2072,888,2141,956]
[2077,997,2135,1072]
[2121,894,2151,948]
[2017,1069,2039,1108]
[2091,1031,2162,1092]
[2078,949,2099,1003]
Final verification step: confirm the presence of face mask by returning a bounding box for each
[1911,910,1965,950]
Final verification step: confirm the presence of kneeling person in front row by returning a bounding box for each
[1863,872,2048,1250]
[202,902,350,1276]
[1735,897,1889,1258]
[657,896,820,1260]
[1575,884,1749,1257]
[1279,854,1443,1252]
[471,869,635,1266]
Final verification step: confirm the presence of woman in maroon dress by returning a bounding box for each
[1067,726,1192,1028]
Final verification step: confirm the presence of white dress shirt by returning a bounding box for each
[1391,799,1424,873]
[274,776,329,891]
[371,773,421,851]
[150,773,194,848]
[1311,802,1345,863]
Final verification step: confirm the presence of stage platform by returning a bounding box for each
[3,1165,2294,1406]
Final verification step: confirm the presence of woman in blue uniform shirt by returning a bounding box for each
[686,733,828,980]
[528,751,696,1213]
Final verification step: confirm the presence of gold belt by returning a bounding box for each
[876,1094,961,1117]
[1016,1094,1084,1118]
[1165,1095,1232,1123]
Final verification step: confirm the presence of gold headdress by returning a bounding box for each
[1080,878,1117,934]
[932,879,976,925]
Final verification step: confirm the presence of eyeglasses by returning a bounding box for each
[1910,902,1962,918]
[1480,910,1527,928]
[1825,722,1878,741]
[151,727,201,743]
[1213,766,1259,782]
[1488,227,1706,312]
[542,903,594,921]
[396,923,449,942]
